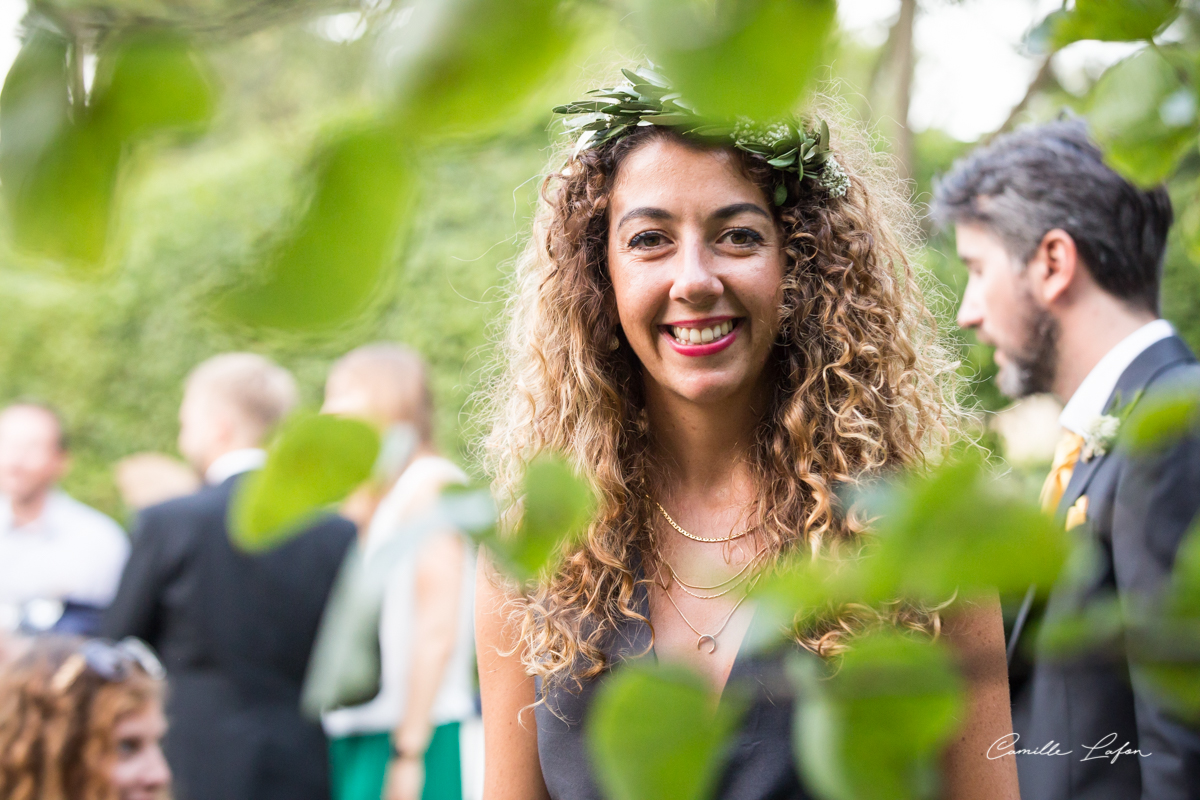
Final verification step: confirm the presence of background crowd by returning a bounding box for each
[0,346,482,800]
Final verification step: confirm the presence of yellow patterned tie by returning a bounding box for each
[1040,430,1085,514]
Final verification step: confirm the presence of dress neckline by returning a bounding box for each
[629,568,760,704]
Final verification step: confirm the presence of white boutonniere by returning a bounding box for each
[1082,414,1121,462]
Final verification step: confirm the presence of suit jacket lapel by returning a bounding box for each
[1058,335,1195,515]
[1009,335,1196,659]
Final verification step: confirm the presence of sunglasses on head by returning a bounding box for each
[51,638,165,693]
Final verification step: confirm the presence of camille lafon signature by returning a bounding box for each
[987,733,1151,764]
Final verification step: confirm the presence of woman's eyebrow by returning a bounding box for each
[617,207,673,229]
[710,202,771,222]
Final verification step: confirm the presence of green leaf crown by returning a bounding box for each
[552,66,850,204]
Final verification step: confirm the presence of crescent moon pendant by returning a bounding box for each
[696,634,718,654]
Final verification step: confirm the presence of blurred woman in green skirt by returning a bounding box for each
[321,345,477,800]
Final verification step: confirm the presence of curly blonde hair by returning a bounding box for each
[482,95,962,692]
[0,637,163,800]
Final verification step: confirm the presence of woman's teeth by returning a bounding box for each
[670,319,735,345]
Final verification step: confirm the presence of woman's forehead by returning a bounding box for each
[609,138,768,220]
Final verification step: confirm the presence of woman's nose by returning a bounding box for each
[668,237,722,305]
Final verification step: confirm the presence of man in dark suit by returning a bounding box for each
[103,353,356,800]
[933,120,1200,799]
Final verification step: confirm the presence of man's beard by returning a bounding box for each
[995,297,1059,399]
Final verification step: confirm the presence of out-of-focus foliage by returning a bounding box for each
[0,28,214,268]
[588,664,743,800]
[218,124,416,331]
[1035,0,1180,49]
[1122,390,1200,453]
[230,412,378,550]
[474,453,596,583]
[384,0,580,140]
[629,0,837,120]
[1087,47,1196,187]
[753,455,1070,644]
[792,633,965,800]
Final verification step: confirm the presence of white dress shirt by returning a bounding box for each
[205,448,267,485]
[0,490,130,607]
[1059,319,1175,436]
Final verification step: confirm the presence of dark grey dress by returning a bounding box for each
[535,579,812,800]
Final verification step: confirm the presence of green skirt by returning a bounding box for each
[329,722,462,800]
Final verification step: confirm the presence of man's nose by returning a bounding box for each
[957,279,984,330]
[669,237,721,305]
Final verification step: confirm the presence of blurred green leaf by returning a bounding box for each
[0,27,215,270]
[0,28,117,267]
[588,664,742,800]
[1167,518,1200,616]
[792,632,965,800]
[1035,0,1179,49]
[1034,595,1126,657]
[753,456,1070,650]
[630,0,836,121]
[0,28,69,197]
[230,412,380,551]
[384,0,579,139]
[92,32,216,141]
[478,453,596,582]
[1124,519,1200,720]
[1088,48,1197,187]
[1120,389,1200,452]
[218,124,418,331]
[865,456,1071,601]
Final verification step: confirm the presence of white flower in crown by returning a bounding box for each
[1082,414,1121,461]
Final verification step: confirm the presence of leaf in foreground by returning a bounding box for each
[476,453,595,582]
[218,124,417,331]
[382,0,579,139]
[1088,47,1197,188]
[792,633,965,800]
[588,664,742,800]
[230,413,379,551]
[630,0,837,121]
[1036,0,1179,50]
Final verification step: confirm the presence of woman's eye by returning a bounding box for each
[116,738,140,758]
[629,231,667,249]
[723,228,763,246]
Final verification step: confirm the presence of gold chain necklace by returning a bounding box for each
[651,497,751,543]
[660,552,763,600]
[660,575,760,654]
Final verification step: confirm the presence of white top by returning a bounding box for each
[0,490,129,607]
[1059,319,1175,436]
[205,448,267,485]
[323,456,477,737]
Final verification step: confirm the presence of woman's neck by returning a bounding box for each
[644,378,766,499]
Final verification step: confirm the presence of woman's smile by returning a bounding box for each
[660,316,742,356]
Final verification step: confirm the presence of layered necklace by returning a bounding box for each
[652,498,763,654]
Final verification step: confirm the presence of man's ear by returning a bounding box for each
[1029,228,1079,306]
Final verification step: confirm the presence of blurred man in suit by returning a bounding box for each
[103,353,356,800]
[934,120,1200,799]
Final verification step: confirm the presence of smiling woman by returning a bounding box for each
[0,636,170,800]
[476,73,1017,800]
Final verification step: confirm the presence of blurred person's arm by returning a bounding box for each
[385,530,468,800]
[940,594,1021,799]
[475,552,550,800]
